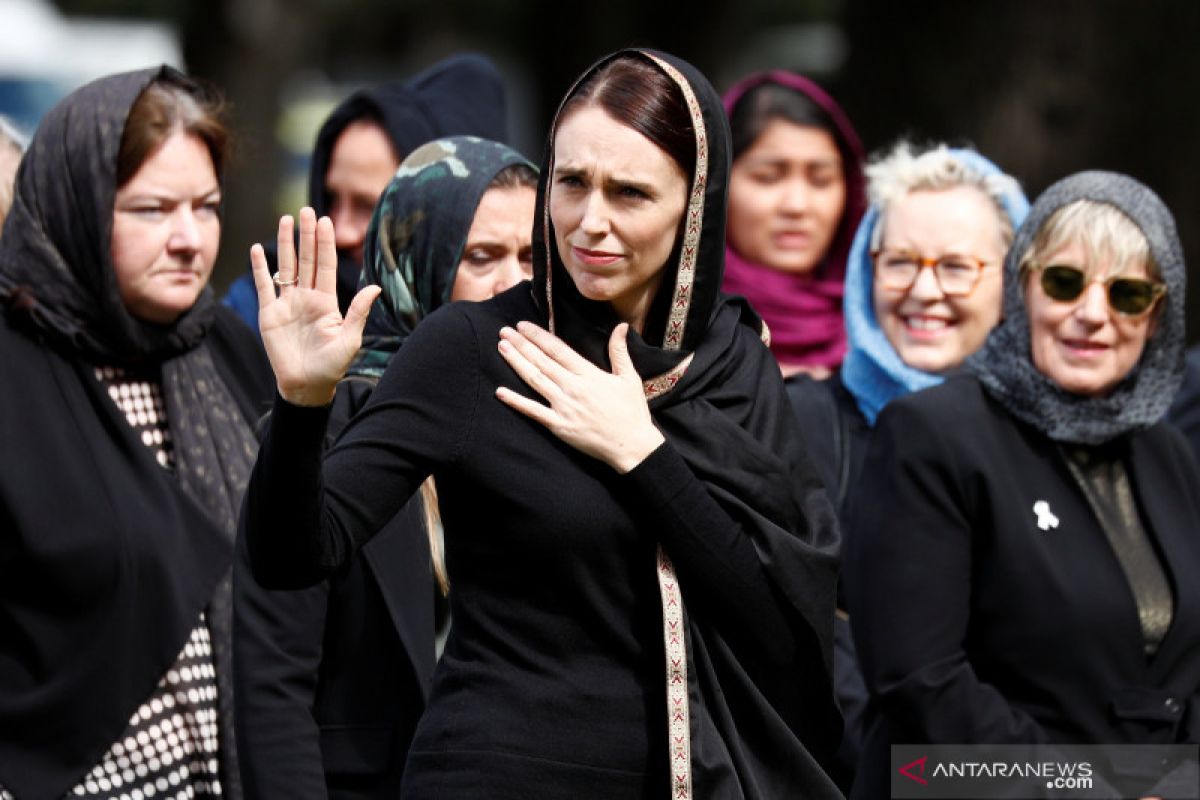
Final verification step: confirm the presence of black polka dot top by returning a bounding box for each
[0,367,225,800]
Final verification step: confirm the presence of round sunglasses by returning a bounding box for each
[1038,264,1166,317]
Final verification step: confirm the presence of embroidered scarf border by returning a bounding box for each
[541,52,710,797]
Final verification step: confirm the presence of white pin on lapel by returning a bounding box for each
[1033,500,1059,531]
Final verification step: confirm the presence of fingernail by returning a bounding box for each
[499,326,514,338]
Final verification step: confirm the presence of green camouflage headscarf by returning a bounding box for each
[348,136,535,377]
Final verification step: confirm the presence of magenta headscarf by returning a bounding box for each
[722,71,866,372]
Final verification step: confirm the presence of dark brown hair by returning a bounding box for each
[730,82,839,161]
[559,56,695,179]
[116,73,230,188]
[488,162,539,191]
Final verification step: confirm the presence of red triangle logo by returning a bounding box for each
[898,756,929,785]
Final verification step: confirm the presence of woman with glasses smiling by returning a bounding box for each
[845,171,1200,799]
[786,141,1027,793]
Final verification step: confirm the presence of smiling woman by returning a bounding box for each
[1019,201,1164,398]
[244,49,844,799]
[846,172,1200,799]
[781,141,1029,795]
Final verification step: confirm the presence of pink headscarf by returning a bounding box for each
[721,71,866,373]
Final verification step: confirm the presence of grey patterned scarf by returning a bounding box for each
[969,171,1186,445]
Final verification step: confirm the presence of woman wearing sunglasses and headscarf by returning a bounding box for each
[845,171,1200,799]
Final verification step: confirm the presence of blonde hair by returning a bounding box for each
[867,142,1021,252]
[0,116,26,230]
[420,479,449,595]
[1017,199,1158,284]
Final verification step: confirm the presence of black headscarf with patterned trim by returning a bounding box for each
[531,50,728,381]
[531,49,843,797]
[0,67,260,797]
[348,136,535,378]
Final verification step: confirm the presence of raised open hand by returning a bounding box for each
[495,321,665,473]
[251,207,381,406]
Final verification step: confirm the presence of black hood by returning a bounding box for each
[307,52,510,218]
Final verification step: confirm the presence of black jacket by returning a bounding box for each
[1167,343,1200,466]
[846,376,1200,798]
[785,373,872,794]
[0,306,273,798]
[233,378,437,799]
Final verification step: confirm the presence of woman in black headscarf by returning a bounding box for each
[234,136,538,798]
[221,53,512,330]
[846,172,1200,799]
[243,50,842,799]
[0,68,273,798]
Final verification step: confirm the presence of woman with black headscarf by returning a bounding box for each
[846,172,1200,799]
[234,136,538,798]
[243,50,842,798]
[221,53,512,330]
[0,69,273,798]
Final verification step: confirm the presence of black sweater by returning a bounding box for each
[244,287,814,798]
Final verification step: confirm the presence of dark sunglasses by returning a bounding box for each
[1038,265,1166,317]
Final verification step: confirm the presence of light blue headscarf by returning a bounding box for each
[840,148,1030,424]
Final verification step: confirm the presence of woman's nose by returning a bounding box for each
[1075,282,1110,324]
[779,178,810,214]
[579,191,611,236]
[168,208,202,253]
[491,257,527,297]
[907,263,945,301]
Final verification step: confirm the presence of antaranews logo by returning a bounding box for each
[890,744,1200,799]
[898,756,928,786]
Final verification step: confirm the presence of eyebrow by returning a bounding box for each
[743,155,841,169]
[462,239,506,250]
[553,165,658,197]
[119,186,222,203]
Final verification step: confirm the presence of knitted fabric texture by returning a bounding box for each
[968,170,1186,445]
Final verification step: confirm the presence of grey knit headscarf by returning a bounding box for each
[969,171,1186,445]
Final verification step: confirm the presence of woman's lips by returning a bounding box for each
[572,246,622,267]
[902,315,953,340]
[1061,338,1110,356]
[772,231,812,249]
[157,268,201,281]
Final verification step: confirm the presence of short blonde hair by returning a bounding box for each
[1017,199,1158,284]
[0,116,25,230]
[867,142,1021,252]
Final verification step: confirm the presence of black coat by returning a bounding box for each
[785,373,872,794]
[846,376,1200,798]
[0,306,274,797]
[233,378,437,799]
[1167,343,1200,466]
